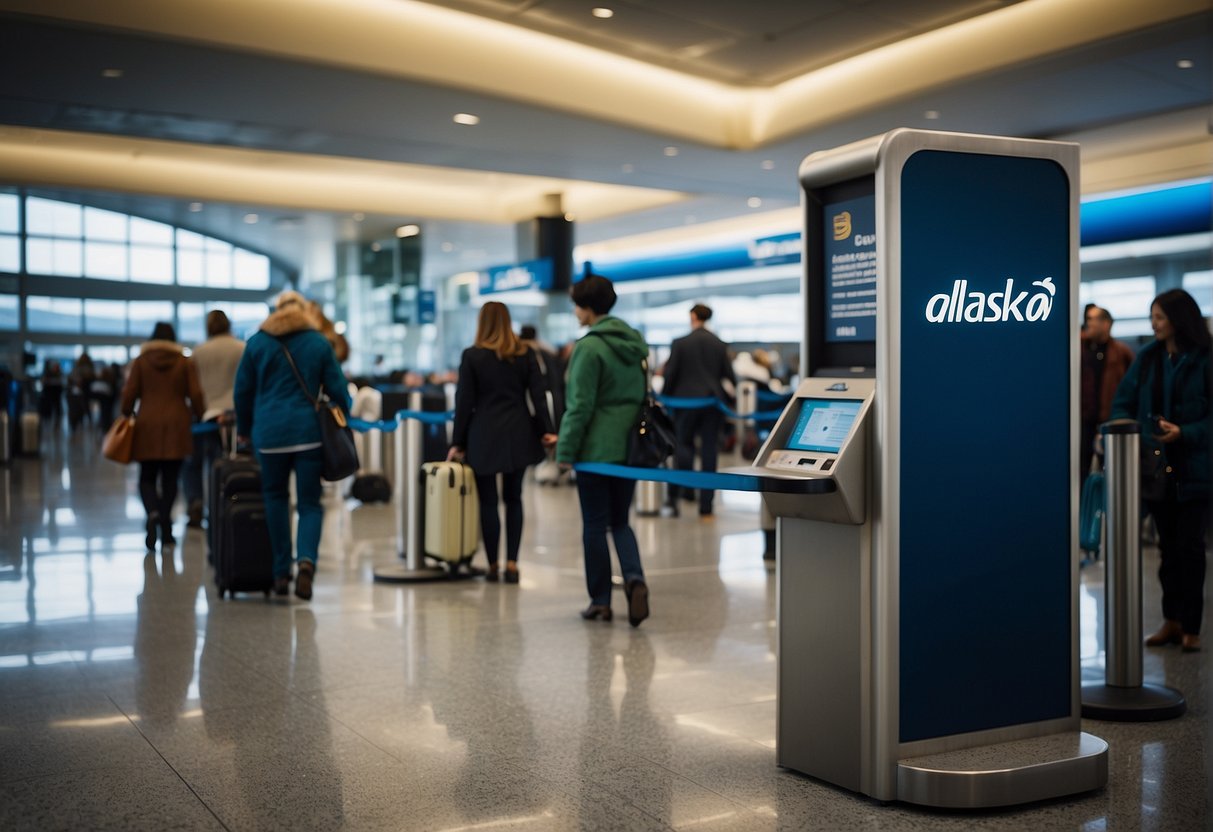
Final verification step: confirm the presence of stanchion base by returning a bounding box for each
[372,564,449,583]
[1081,682,1186,722]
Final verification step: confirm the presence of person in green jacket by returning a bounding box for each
[1110,288,1210,652]
[556,274,651,626]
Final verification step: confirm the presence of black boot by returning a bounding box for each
[145,513,159,552]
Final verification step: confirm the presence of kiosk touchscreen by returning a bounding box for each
[768,398,861,472]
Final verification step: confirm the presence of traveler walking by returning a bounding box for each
[556,274,651,626]
[1110,288,1210,653]
[661,304,735,517]
[182,310,246,528]
[448,302,557,583]
[119,322,206,551]
[234,291,352,600]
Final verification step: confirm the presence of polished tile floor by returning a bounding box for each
[0,427,1209,830]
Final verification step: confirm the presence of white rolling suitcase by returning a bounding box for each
[422,462,480,564]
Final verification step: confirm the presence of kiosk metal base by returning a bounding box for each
[1081,683,1186,721]
[372,564,448,583]
[896,732,1108,808]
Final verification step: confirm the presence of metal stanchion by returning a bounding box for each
[373,391,446,583]
[1081,420,1185,721]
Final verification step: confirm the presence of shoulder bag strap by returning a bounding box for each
[276,339,320,410]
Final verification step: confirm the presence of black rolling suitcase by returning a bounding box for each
[211,454,274,599]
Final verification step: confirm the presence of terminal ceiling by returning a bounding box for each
[0,0,1207,279]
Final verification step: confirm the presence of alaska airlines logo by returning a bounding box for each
[832,212,851,241]
[925,277,1056,324]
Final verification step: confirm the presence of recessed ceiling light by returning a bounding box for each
[760,160,775,170]
[453,113,480,126]
[188,202,203,212]
[663,146,679,157]
[396,224,421,238]
[370,242,381,252]
[924,110,941,120]
[747,197,762,208]
[353,212,365,222]
[1177,58,1194,69]
[101,68,124,79]
[441,242,455,253]
[243,213,259,224]
[591,8,614,19]
[621,163,635,173]
[563,213,576,221]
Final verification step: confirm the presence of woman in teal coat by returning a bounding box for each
[556,274,651,626]
[1110,288,1210,652]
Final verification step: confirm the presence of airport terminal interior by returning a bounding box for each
[0,0,1212,829]
[1,429,1210,830]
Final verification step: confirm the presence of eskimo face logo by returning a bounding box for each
[832,212,852,241]
[925,277,1056,323]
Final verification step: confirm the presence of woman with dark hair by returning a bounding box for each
[120,322,206,551]
[556,274,652,626]
[1111,288,1210,652]
[449,301,557,583]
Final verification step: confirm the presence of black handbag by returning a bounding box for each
[278,342,360,482]
[628,389,676,468]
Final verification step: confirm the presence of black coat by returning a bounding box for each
[452,347,555,474]
[662,327,735,399]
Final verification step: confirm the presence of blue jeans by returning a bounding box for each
[258,448,325,580]
[182,425,222,511]
[576,470,644,606]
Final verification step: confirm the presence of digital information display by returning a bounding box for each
[823,195,877,342]
[786,398,862,453]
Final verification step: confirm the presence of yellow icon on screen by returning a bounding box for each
[833,212,852,241]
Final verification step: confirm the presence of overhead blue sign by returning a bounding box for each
[480,258,554,294]
[417,290,436,324]
[748,232,802,267]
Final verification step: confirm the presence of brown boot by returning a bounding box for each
[1145,620,1182,647]
[295,561,315,601]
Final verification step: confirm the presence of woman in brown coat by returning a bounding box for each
[120,322,205,551]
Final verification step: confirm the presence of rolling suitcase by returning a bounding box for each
[211,455,274,598]
[1079,470,1104,561]
[19,412,39,457]
[422,462,479,565]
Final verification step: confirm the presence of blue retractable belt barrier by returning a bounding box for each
[655,395,785,423]
[394,409,454,426]
[573,462,834,495]
[191,422,220,435]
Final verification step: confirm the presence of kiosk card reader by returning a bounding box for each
[762,129,1107,808]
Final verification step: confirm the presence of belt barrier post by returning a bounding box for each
[736,380,757,457]
[1080,420,1185,720]
[373,391,446,583]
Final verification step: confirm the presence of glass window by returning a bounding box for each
[176,228,204,250]
[0,293,17,330]
[88,345,130,365]
[1080,276,1155,338]
[26,238,82,276]
[83,207,127,242]
[0,234,18,273]
[127,301,175,339]
[1182,270,1211,316]
[176,248,204,286]
[0,193,18,234]
[26,197,82,237]
[130,216,173,246]
[84,241,128,280]
[131,246,173,284]
[205,239,232,288]
[177,302,207,344]
[83,299,128,335]
[229,302,269,338]
[233,249,270,290]
[26,296,83,332]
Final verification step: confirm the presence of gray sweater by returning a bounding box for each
[191,333,246,421]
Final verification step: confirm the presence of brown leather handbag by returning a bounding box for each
[102,415,136,464]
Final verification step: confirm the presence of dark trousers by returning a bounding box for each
[576,470,644,606]
[139,460,183,530]
[1146,496,1208,635]
[671,407,723,514]
[474,469,526,566]
[182,426,223,514]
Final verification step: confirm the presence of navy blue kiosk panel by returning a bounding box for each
[898,150,1071,743]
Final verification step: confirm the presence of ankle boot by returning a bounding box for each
[145,513,159,551]
[295,561,315,601]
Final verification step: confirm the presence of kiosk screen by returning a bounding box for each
[786,398,861,454]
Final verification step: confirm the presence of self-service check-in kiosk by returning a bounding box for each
[751,129,1108,808]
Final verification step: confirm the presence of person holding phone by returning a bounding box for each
[1110,289,1210,652]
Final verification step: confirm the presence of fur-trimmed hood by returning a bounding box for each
[260,305,318,337]
[138,339,185,371]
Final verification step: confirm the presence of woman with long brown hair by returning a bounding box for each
[449,302,557,583]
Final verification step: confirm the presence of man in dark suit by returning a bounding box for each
[662,304,735,518]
